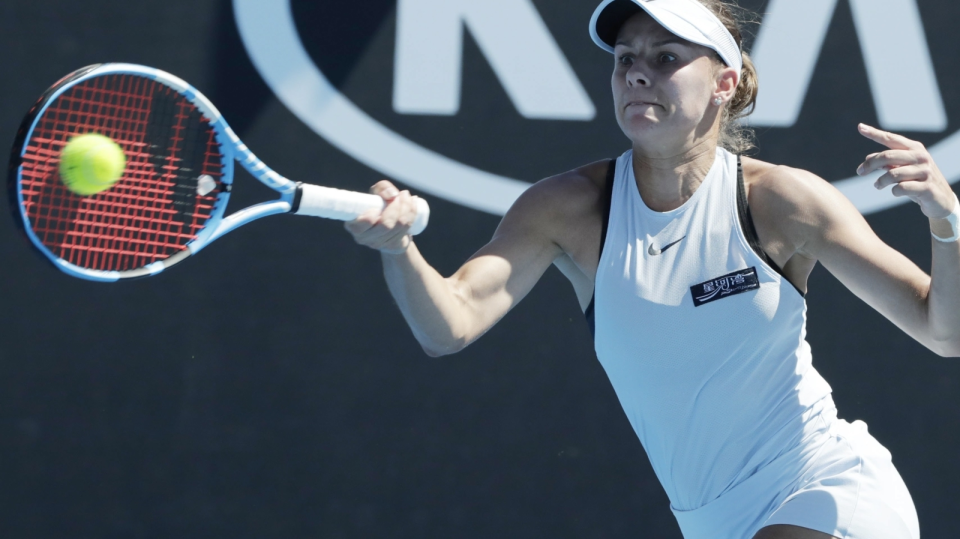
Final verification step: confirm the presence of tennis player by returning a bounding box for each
[346,0,960,537]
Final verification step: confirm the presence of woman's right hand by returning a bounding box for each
[344,180,420,254]
[344,167,587,356]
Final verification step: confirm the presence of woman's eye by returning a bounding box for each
[618,55,633,66]
[659,53,677,64]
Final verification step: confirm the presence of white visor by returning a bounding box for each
[589,0,743,76]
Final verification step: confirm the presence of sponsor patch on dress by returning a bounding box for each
[690,267,761,307]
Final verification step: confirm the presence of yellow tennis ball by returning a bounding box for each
[59,133,126,196]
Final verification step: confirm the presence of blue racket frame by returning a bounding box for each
[12,63,300,282]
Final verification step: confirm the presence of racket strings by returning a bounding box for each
[19,74,225,273]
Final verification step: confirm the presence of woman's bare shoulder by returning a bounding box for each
[506,159,612,221]
[532,159,610,198]
[741,156,822,190]
[740,156,843,216]
[740,156,868,261]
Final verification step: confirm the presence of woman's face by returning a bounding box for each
[612,12,732,154]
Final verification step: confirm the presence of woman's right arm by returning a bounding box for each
[345,179,568,357]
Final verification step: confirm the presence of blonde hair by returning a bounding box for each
[697,0,759,154]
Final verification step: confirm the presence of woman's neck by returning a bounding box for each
[631,138,719,212]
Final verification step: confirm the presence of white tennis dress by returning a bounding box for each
[589,148,920,539]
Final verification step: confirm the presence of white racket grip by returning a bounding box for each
[294,184,430,235]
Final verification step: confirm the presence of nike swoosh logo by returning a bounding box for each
[648,236,687,256]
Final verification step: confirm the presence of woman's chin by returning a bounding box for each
[621,118,668,141]
[621,111,664,130]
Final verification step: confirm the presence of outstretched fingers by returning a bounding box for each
[874,166,928,190]
[856,124,956,219]
[858,123,920,151]
[890,180,931,203]
[858,150,920,176]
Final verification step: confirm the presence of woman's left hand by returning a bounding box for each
[856,123,956,220]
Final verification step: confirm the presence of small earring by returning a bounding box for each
[714,97,724,106]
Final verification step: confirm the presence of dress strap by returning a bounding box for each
[585,158,617,338]
[735,156,803,296]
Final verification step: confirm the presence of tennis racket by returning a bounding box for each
[7,63,430,282]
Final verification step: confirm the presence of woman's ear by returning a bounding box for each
[713,66,740,104]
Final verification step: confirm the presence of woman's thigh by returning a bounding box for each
[753,524,838,539]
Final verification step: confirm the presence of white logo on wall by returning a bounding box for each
[233,0,960,216]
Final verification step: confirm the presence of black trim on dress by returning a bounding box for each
[736,157,805,297]
[585,158,617,338]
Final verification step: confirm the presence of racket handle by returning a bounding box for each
[294,184,430,235]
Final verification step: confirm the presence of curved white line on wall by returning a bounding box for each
[233,0,529,215]
[233,0,959,216]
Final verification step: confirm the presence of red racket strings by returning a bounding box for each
[19,74,224,272]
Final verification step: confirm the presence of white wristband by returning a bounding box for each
[932,193,960,243]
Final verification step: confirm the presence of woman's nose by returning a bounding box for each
[627,66,650,87]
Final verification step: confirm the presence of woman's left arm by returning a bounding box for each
[855,124,960,355]
[793,124,960,357]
